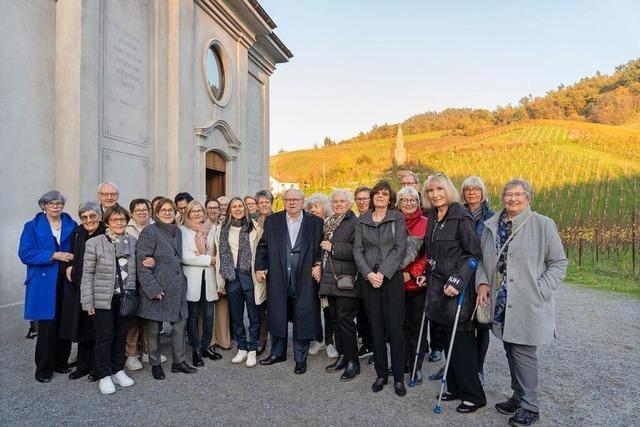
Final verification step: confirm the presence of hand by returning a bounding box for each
[312,265,321,283]
[87,307,95,316]
[65,266,73,282]
[143,257,155,268]
[256,270,267,281]
[367,272,383,288]
[53,252,74,262]
[443,284,459,297]
[477,284,491,306]
[320,241,333,252]
[210,257,216,266]
[416,275,427,287]
[402,272,411,283]
[155,291,165,300]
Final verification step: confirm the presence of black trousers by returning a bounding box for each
[476,328,490,375]
[93,296,130,379]
[360,271,405,382]
[429,320,446,353]
[443,328,486,406]
[34,276,71,379]
[76,340,96,376]
[404,289,428,371]
[356,300,373,349]
[328,296,360,362]
[258,302,269,351]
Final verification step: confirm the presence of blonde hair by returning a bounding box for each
[422,173,460,209]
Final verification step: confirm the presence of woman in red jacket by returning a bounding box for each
[397,186,429,384]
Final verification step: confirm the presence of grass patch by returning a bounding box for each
[566,263,640,297]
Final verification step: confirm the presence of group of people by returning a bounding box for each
[19,173,567,427]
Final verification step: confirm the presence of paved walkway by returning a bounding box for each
[1,283,638,426]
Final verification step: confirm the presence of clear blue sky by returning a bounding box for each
[260,0,640,153]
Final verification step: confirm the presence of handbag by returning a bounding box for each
[327,252,355,290]
[116,258,138,317]
[473,303,492,324]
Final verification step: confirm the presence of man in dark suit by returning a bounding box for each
[255,188,323,374]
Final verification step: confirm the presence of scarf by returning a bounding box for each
[323,211,348,241]
[105,229,132,292]
[219,218,252,281]
[403,208,423,235]
[493,209,513,325]
[155,219,178,238]
[185,216,211,255]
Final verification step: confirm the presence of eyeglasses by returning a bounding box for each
[190,209,204,214]
[284,198,302,203]
[332,199,349,204]
[427,172,447,179]
[108,217,127,224]
[401,181,417,187]
[99,192,118,198]
[80,213,99,222]
[207,206,220,211]
[355,197,370,203]
[464,187,482,193]
[504,192,527,199]
[159,209,174,215]
[133,208,149,214]
[46,201,64,207]
[399,198,418,204]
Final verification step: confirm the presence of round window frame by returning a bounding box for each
[203,39,232,106]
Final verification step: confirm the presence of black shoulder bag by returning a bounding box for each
[116,258,139,317]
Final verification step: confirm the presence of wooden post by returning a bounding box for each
[579,238,583,267]
[632,208,637,277]
[595,227,599,264]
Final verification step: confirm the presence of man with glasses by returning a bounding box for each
[97,182,120,214]
[255,189,324,374]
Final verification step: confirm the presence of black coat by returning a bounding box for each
[59,223,105,342]
[255,211,323,340]
[318,211,359,298]
[423,203,481,331]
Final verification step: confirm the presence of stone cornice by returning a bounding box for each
[195,118,242,159]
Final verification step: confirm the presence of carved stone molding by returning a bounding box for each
[195,119,241,160]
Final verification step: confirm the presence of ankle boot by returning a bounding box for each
[192,350,205,367]
[325,354,346,372]
[340,361,360,381]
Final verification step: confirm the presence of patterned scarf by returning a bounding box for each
[219,218,252,281]
[105,229,131,293]
[493,210,513,325]
[185,216,211,255]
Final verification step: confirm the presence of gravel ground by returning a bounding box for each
[1,282,638,426]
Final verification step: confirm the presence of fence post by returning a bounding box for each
[579,238,583,267]
[632,208,637,277]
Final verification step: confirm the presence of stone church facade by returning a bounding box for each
[0,0,290,309]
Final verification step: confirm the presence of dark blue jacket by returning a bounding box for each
[19,212,77,320]
[466,201,494,239]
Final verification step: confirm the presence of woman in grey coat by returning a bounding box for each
[81,204,137,395]
[476,179,568,427]
[137,197,195,380]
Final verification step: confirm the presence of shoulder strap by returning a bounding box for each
[491,212,534,285]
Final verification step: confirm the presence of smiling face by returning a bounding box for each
[355,191,370,214]
[131,203,150,226]
[107,213,127,235]
[426,181,449,208]
[98,184,119,209]
[80,210,101,234]
[230,199,246,221]
[257,197,272,216]
[332,193,350,215]
[372,189,390,209]
[503,184,530,218]
[188,204,205,224]
[206,200,220,222]
[157,202,176,224]
[399,195,419,216]
[176,199,189,216]
[463,186,483,208]
[245,198,258,214]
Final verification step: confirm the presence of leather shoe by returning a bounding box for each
[69,370,89,380]
[428,350,442,363]
[340,361,360,382]
[35,375,51,383]
[325,354,346,372]
[437,391,459,401]
[456,401,484,414]
[294,362,307,374]
[171,361,197,374]
[87,373,98,382]
[429,366,445,381]
[371,377,388,393]
[204,346,223,360]
[394,381,407,397]
[54,367,71,374]
[259,354,286,366]
[256,347,265,356]
[152,365,165,380]
[192,351,205,367]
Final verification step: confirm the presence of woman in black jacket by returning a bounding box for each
[353,180,407,397]
[422,172,485,413]
[318,189,359,381]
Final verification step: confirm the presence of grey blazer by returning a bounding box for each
[81,234,137,311]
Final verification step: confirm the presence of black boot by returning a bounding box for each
[192,350,204,367]
[325,354,346,372]
[340,361,361,382]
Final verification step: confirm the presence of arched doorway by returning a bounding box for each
[206,151,226,197]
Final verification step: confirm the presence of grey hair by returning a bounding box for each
[255,190,273,204]
[422,173,460,209]
[396,186,420,208]
[217,196,230,204]
[330,188,354,205]
[502,179,534,202]
[461,176,489,204]
[284,188,305,200]
[38,190,67,210]
[305,192,332,217]
[97,182,119,193]
[78,201,102,217]
[401,171,420,184]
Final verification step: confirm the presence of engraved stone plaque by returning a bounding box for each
[103,0,149,146]
[103,149,150,201]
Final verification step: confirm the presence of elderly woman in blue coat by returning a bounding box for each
[476,179,568,427]
[19,190,77,383]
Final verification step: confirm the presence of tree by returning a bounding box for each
[323,136,334,147]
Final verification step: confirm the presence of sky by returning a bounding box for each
[260,0,640,154]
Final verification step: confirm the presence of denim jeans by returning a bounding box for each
[226,269,260,351]
[186,276,215,354]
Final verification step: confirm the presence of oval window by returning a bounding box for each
[206,45,225,100]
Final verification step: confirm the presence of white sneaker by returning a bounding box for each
[111,370,134,387]
[141,353,167,363]
[308,340,326,355]
[326,344,339,359]
[245,351,257,368]
[125,356,143,371]
[231,349,248,364]
[98,376,116,395]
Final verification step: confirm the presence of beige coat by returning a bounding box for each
[214,221,265,305]
[180,225,219,302]
[476,206,568,346]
